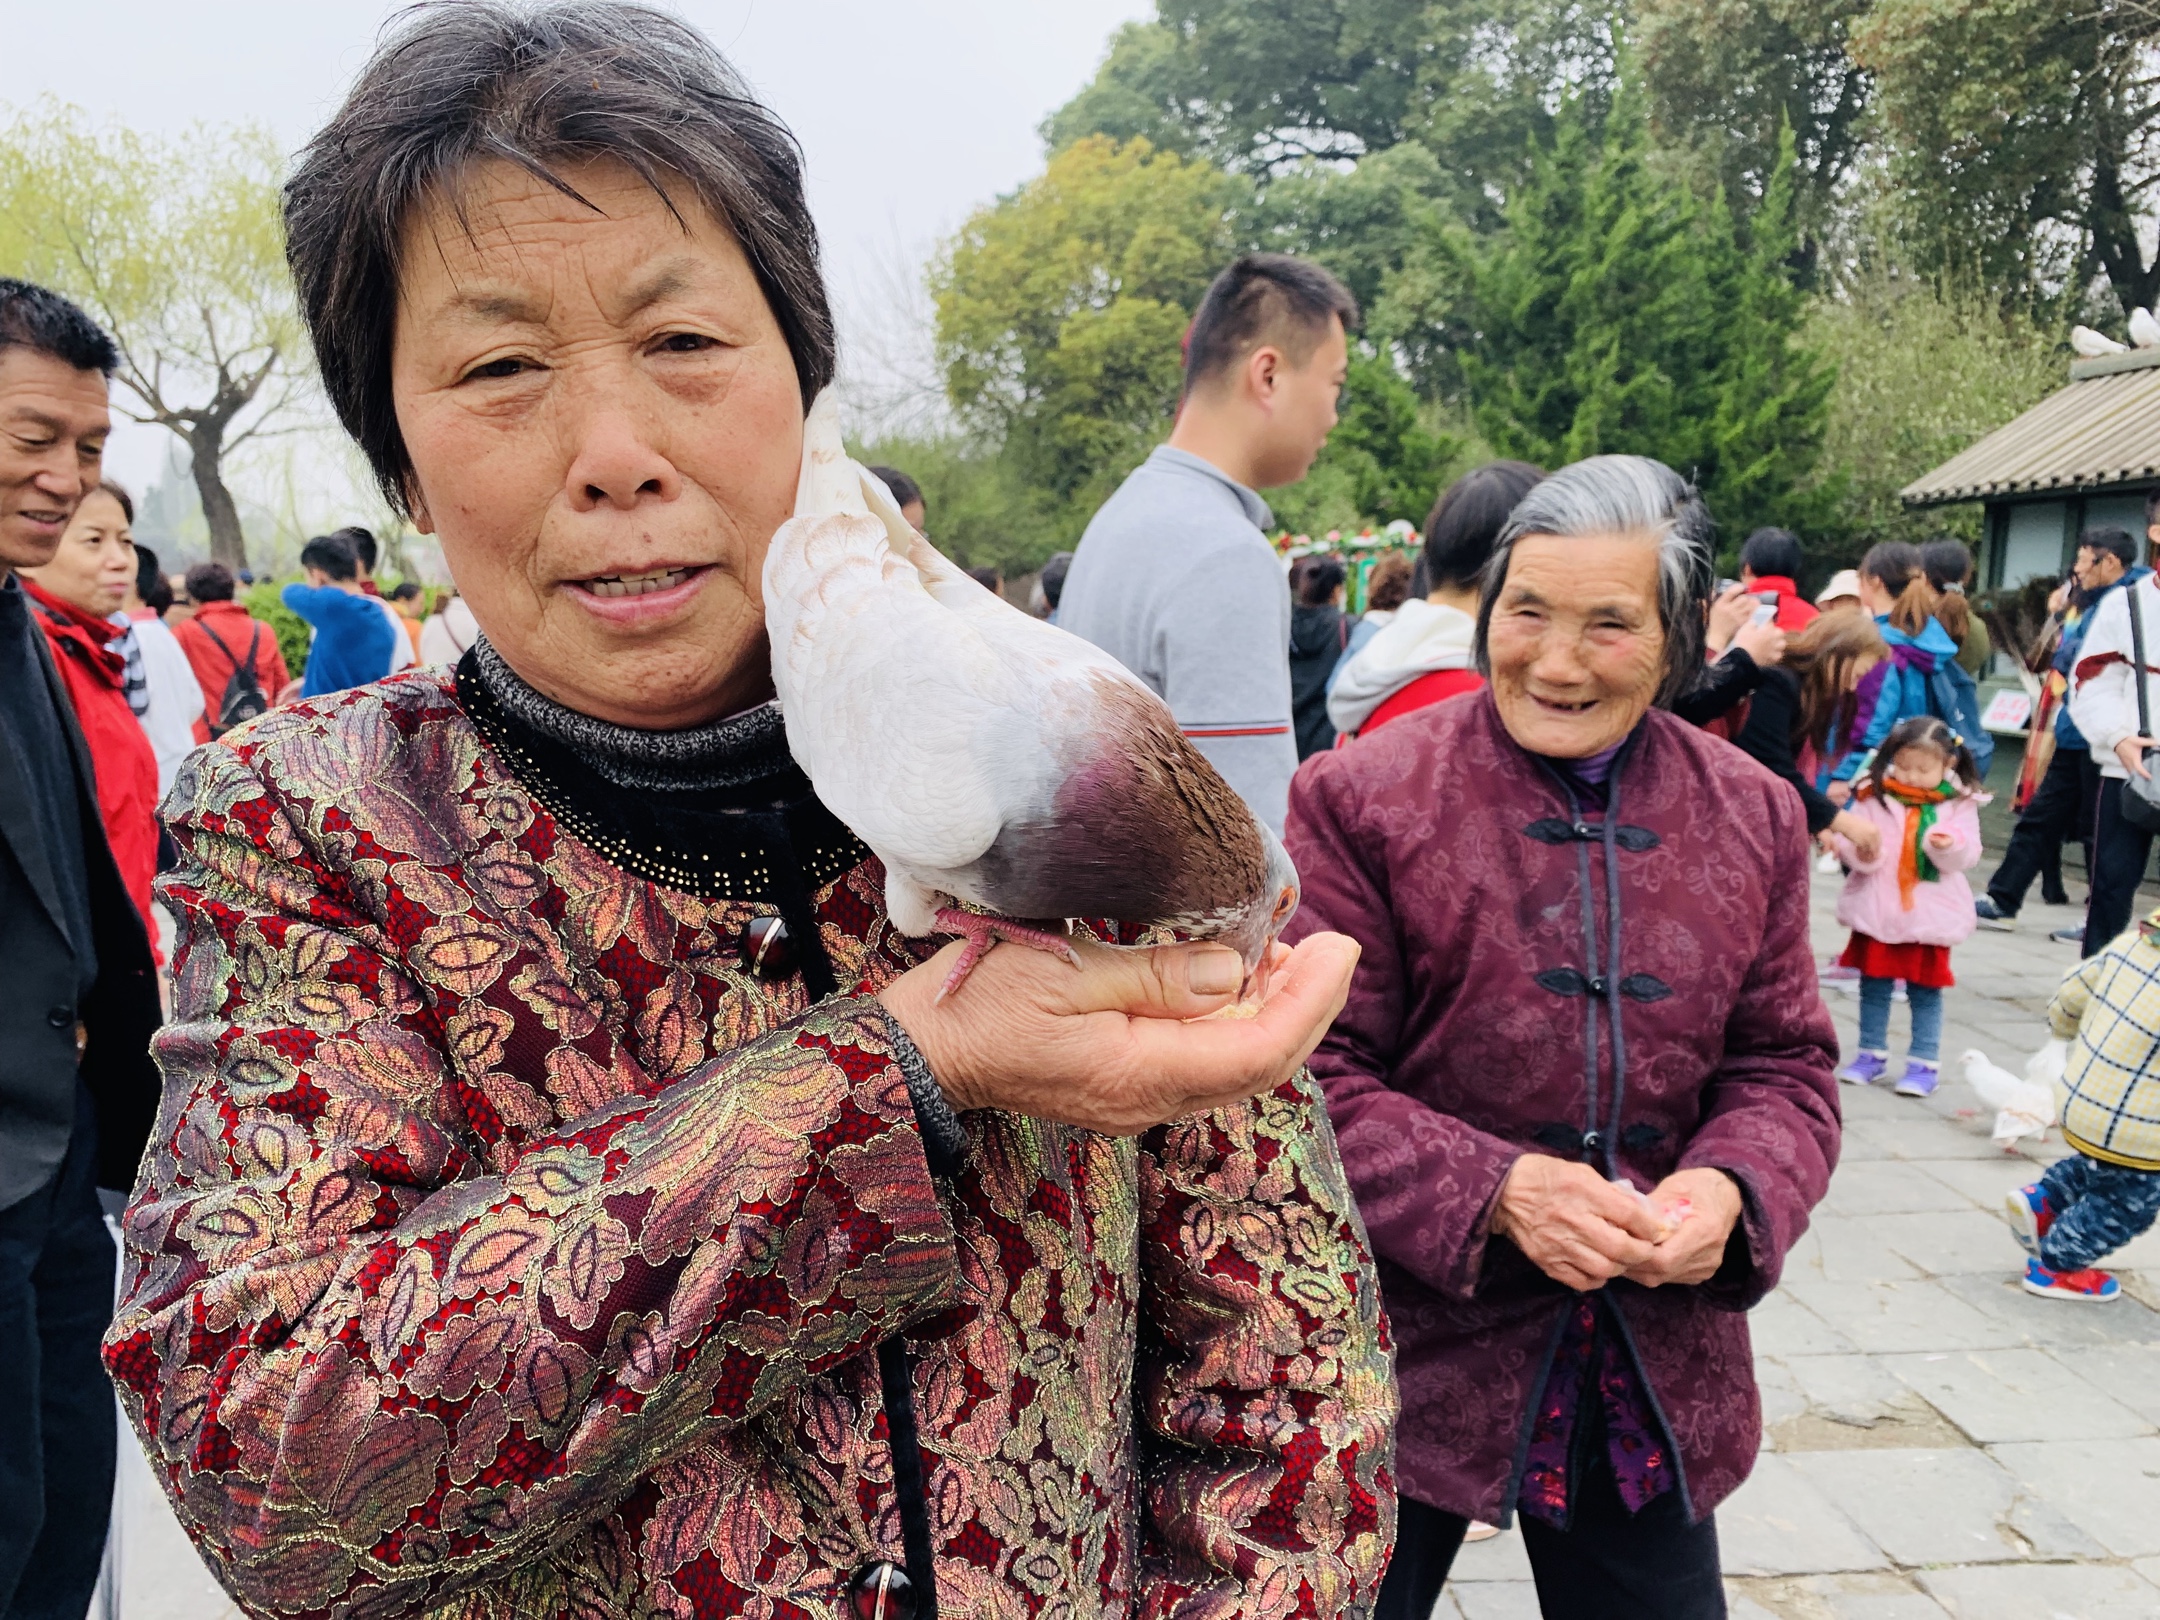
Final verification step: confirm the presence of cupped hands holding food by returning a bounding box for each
[880,932,1360,1137]
[1490,1153,1745,1293]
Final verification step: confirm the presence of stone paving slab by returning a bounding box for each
[2051,1342,2160,1421]
[1916,1560,2160,1618]
[1731,1573,1955,1619]
[1934,1269,2160,1349]
[1817,1158,1985,1217]
[1781,1279,2029,1354]
[1877,1209,2037,1278]
[1718,1454,1890,1576]
[1989,1438,2160,1558]
[1881,1348,2157,1443]
[1786,1447,2103,1565]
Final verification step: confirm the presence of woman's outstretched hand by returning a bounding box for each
[879,931,1359,1137]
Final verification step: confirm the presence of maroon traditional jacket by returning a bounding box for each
[1283,691,1838,1525]
[103,670,1394,1619]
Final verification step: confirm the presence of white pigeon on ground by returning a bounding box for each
[2073,324,2129,358]
[1958,1048,2057,1149]
[2132,307,2160,349]
[764,390,1300,999]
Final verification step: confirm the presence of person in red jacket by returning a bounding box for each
[19,480,160,946]
[172,560,289,732]
[1738,526,1820,633]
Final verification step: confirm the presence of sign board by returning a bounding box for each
[1982,690,2033,733]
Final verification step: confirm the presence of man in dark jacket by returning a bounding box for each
[0,278,164,1618]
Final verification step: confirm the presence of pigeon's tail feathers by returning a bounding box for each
[795,389,869,521]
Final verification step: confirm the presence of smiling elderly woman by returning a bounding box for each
[1284,457,1840,1620]
[101,7,1389,1618]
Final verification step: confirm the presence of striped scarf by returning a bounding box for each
[1876,776,1954,910]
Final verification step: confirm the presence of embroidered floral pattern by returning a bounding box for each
[106,672,1395,1618]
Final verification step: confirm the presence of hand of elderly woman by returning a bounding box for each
[1489,1155,1669,1292]
[1621,1168,1746,1288]
[879,931,1360,1137]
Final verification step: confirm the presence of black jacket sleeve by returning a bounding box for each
[1674,648,1763,727]
[1733,668,1839,836]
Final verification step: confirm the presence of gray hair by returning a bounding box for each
[284,0,835,516]
[1475,454,1716,708]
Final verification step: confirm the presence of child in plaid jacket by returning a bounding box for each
[2007,908,2160,1300]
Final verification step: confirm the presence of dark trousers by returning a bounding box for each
[0,1083,116,1620]
[1375,1471,1725,1620]
[1988,745,2096,914]
[2086,777,2158,957]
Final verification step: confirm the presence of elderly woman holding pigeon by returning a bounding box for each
[1285,456,1841,1620]
[103,8,1390,1619]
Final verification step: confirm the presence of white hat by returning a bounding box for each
[1816,568,1862,607]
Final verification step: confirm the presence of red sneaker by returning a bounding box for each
[2022,1259,2121,1301]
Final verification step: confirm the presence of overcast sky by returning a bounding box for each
[6,0,1148,492]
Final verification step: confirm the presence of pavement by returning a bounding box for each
[111,864,2160,1619]
[1437,863,2160,1619]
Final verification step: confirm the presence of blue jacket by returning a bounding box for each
[2055,568,2150,748]
[1830,614,1961,781]
[282,583,397,698]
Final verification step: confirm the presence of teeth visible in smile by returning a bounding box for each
[583,567,690,598]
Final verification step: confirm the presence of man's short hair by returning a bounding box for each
[1184,254,1360,397]
[2081,525,2139,570]
[186,560,238,603]
[1424,461,1545,593]
[283,0,835,516]
[332,525,378,572]
[0,278,120,375]
[389,580,422,603]
[868,465,922,511]
[300,534,360,581]
[1740,526,1805,582]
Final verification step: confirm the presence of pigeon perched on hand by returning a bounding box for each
[764,391,1299,999]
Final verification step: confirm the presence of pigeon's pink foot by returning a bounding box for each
[932,909,1080,1001]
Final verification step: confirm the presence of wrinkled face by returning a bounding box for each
[0,347,110,574]
[2075,546,2126,592]
[391,157,805,729]
[23,487,133,615]
[1487,532,1666,759]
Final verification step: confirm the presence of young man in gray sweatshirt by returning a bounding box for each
[1058,254,1357,835]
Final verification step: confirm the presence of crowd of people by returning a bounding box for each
[3,7,2160,1620]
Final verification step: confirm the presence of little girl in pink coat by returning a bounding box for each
[1828,715,1985,1097]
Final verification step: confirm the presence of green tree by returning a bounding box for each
[1855,0,2160,318]
[1457,96,1835,540]
[932,135,1237,542]
[0,106,307,569]
[1803,266,2064,562]
[1039,23,1200,159]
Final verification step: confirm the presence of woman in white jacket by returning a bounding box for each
[2066,536,2159,954]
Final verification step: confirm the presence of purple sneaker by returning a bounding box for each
[1838,1050,1890,1086]
[1894,1059,1940,1098]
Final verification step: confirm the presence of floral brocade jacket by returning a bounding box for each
[104,671,1395,1620]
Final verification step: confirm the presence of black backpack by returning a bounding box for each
[199,620,270,736]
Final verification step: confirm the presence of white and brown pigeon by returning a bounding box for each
[764,390,1299,999]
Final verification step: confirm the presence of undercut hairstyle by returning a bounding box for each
[1424,460,1545,593]
[185,561,237,604]
[1858,541,1940,637]
[869,465,923,511]
[2082,525,2140,571]
[300,534,360,582]
[1296,554,1347,606]
[332,525,379,572]
[284,0,836,515]
[1184,254,1360,397]
[0,278,119,375]
[1740,526,1804,582]
[1476,454,1718,709]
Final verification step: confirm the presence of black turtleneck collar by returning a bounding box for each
[456,638,868,920]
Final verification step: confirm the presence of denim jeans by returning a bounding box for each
[2038,1152,2160,1272]
[0,1082,116,1620]
[1857,976,1944,1062]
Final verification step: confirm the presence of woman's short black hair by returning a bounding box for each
[284,0,836,514]
[1740,526,1805,582]
[1423,460,1544,593]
